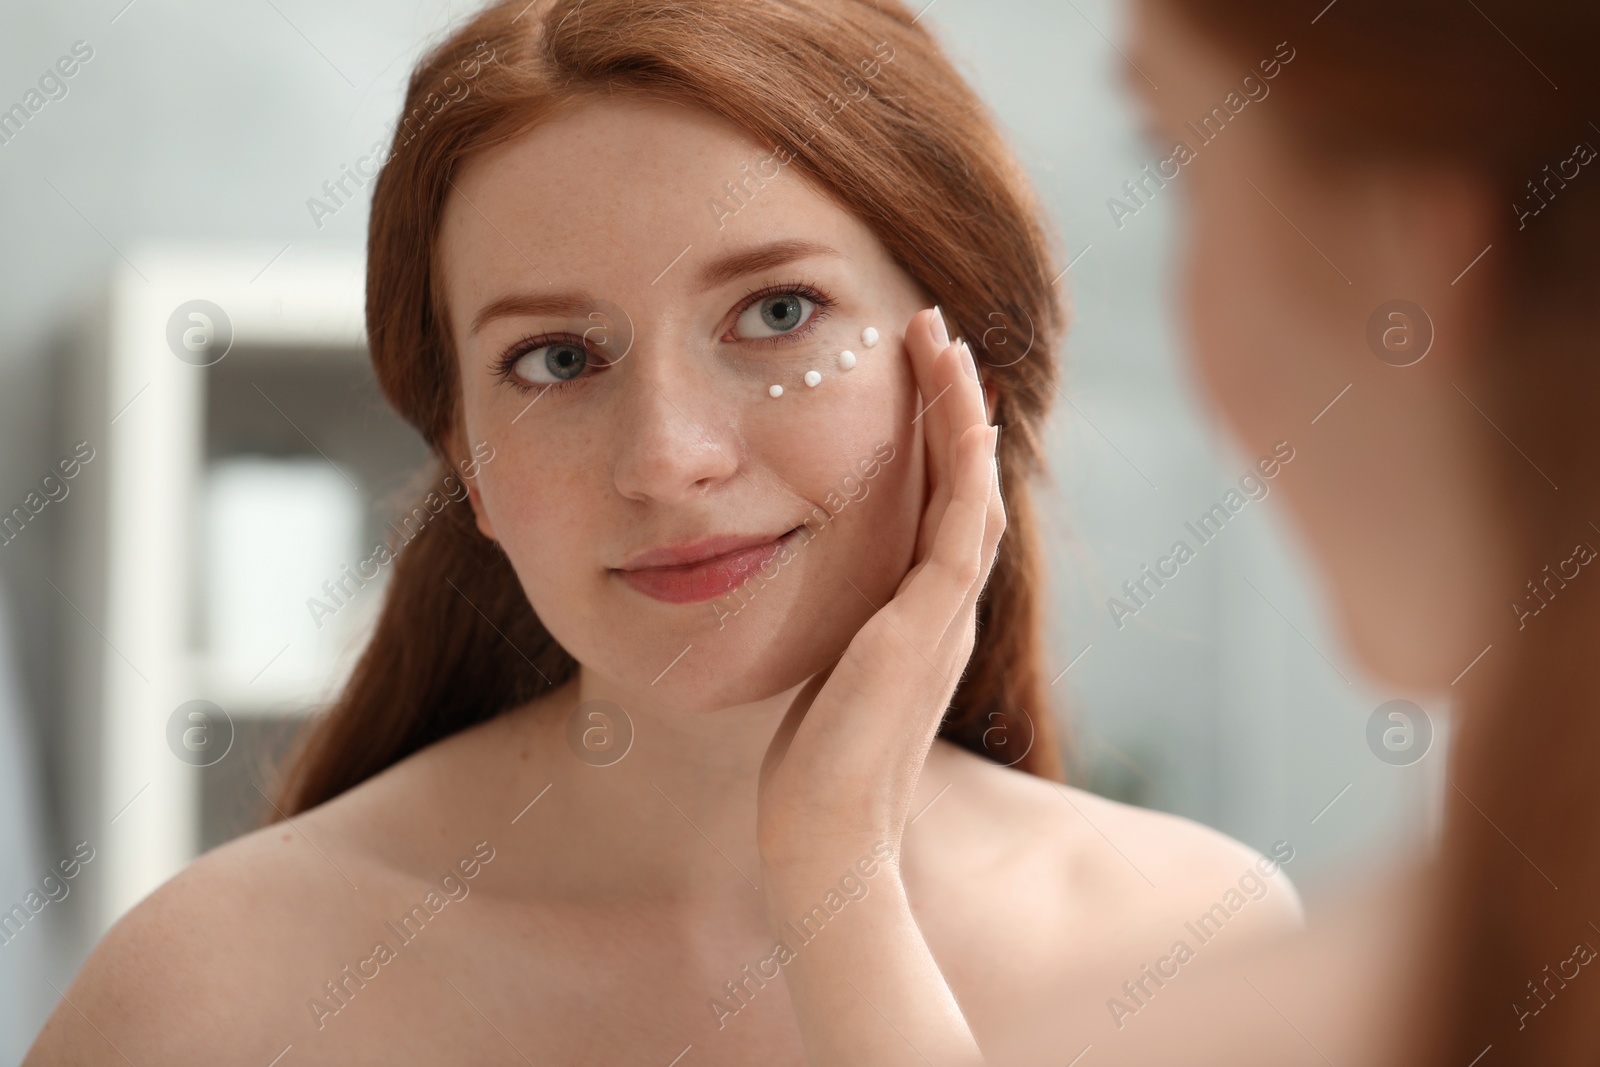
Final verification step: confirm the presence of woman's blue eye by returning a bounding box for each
[737,293,816,339]
[511,342,588,385]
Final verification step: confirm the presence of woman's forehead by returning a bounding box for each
[439,97,886,306]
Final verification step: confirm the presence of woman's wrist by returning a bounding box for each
[759,840,903,925]
[757,851,985,1066]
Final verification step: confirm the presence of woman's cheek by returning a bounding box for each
[483,458,583,587]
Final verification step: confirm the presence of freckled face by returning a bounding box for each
[436,97,929,710]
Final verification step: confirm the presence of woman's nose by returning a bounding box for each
[609,341,742,504]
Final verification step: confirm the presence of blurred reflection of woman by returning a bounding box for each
[1027,1,1600,1064]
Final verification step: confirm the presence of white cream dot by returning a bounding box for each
[838,350,857,370]
[862,326,880,348]
[769,384,784,398]
[804,370,822,387]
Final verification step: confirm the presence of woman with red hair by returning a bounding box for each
[26,2,1301,1064]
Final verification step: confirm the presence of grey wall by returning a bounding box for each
[0,1,1439,1060]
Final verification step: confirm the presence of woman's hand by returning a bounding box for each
[757,304,1002,870]
[754,307,1001,1066]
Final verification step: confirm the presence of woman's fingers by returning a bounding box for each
[906,309,954,545]
[925,323,1004,654]
[905,308,992,564]
[807,422,997,729]
[885,421,1000,660]
[757,353,1005,859]
[938,432,1007,664]
[942,339,990,461]
[764,660,837,783]
[778,313,1002,773]
[910,308,955,460]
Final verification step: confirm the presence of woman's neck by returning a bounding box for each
[498,665,809,907]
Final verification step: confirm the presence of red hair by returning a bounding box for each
[275,0,1070,816]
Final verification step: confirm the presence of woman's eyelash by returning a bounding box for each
[729,280,837,344]
[491,332,596,395]
[492,281,839,395]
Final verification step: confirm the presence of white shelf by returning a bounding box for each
[61,245,410,934]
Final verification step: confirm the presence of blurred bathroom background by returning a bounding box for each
[0,0,1441,1058]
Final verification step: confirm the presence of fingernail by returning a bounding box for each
[931,306,950,348]
[960,339,979,380]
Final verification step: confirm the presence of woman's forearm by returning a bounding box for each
[762,860,985,1066]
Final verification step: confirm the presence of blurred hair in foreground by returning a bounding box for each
[1154,0,1600,1062]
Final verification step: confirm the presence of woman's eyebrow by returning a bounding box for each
[468,239,840,334]
[696,238,840,290]
[470,291,592,335]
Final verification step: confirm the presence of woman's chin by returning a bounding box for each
[589,642,838,714]
[1339,594,1486,696]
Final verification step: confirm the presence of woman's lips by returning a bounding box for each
[614,528,802,604]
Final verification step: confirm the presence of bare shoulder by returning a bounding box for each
[24,703,537,1066]
[25,812,368,1064]
[906,741,1304,979]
